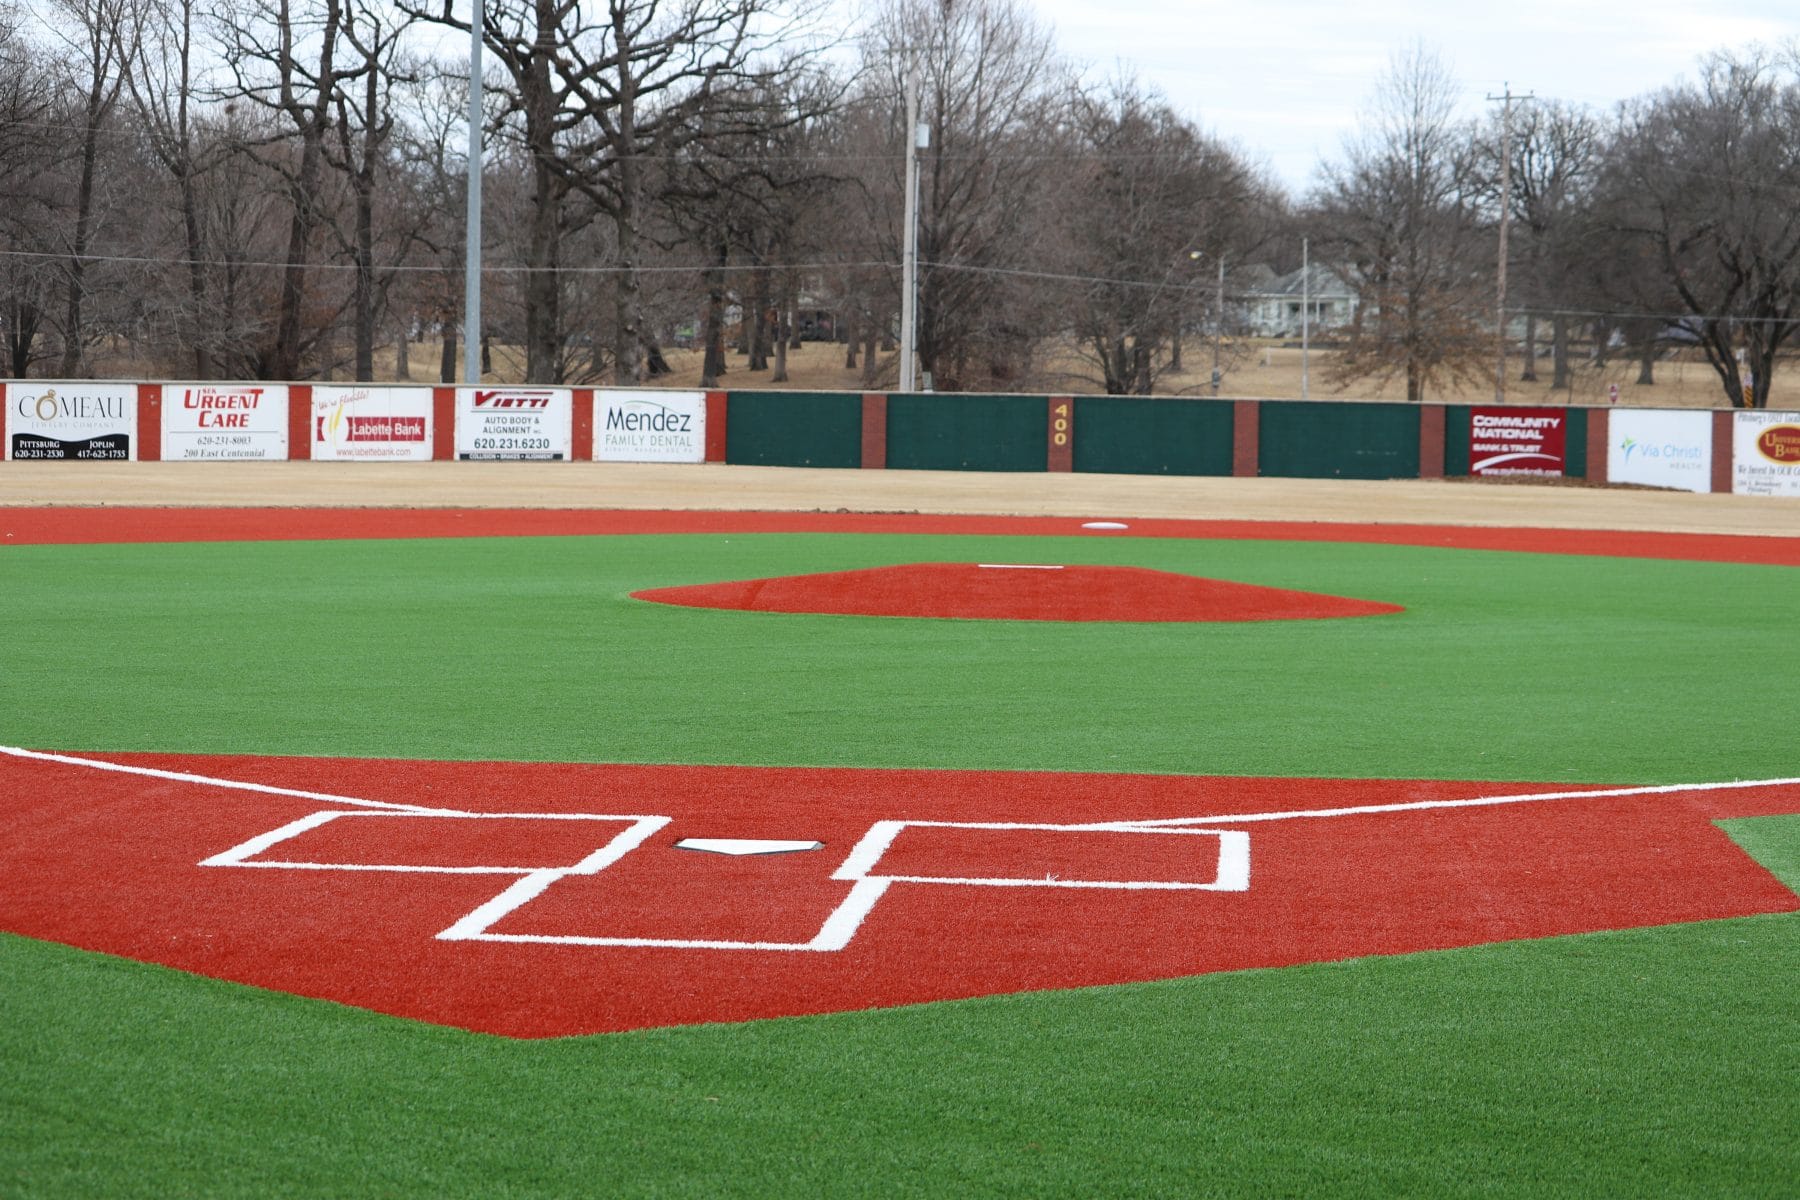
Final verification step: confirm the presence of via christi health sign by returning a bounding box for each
[1733,410,1800,497]
[312,386,432,461]
[1469,407,1565,477]
[595,390,706,463]
[1607,409,1712,493]
[456,388,571,461]
[163,384,287,460]
[6,382,135,461]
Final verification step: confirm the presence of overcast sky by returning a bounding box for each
[1023,0,1795,195]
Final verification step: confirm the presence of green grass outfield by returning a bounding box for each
[3,530,1798,1196]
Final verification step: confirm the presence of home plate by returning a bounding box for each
[674,838,823,856]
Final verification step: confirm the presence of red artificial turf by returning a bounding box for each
[632,562,1406,622]
[3,749,1794,1037]
[5,506,1800,565]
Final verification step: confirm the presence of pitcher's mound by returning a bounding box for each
[632,563,1404,623]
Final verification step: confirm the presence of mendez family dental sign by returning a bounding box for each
[594,391,705,463]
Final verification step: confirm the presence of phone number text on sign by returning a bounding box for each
[456,388,571,461]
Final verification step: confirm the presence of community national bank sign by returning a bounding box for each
[595,390,705,463]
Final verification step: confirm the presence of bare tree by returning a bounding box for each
[1603,48,1800,408]
[1053,77,1267,395]
[857,0,1066,391]
[218,0,368,379]
[1315,45,1488,401]
[48,0,137,376]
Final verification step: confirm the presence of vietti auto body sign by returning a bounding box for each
[6,382,135,460]
[456,388,571,460]
[1468,407,1565,477]
[595,390,706,463]
[312,386,432,461]
[163,384,287,460]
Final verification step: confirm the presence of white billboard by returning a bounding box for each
[6,381,136,460]
[1606,409,1712,493]
[455,387,571,460]
[312,386,433,461]
[595,390,706,463]
[163,383,288,460]
[1732,410,1800,497]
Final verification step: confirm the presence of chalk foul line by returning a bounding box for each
[6,744,1797,954]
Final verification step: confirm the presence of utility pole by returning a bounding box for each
[1211,256,1224,395]
[1487,83,1532,404]
[463,0,484,386]
[899,63,921,393]
[1301,239,1311,400]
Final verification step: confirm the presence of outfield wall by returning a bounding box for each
[5,380,1796,495]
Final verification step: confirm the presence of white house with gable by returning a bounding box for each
[1244,264,1359,338]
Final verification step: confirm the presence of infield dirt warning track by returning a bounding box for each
[3,747,1795,1037]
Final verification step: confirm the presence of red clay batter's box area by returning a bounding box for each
[3,747,1797,1037]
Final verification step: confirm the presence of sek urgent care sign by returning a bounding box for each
[163,384,288,460]
[456,388,572,461]
[312,386,433,461]
[594,390,706,463]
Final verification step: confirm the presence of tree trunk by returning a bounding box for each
[440,323,457,383]
[395,323,411,380]
[59,75,113,378]
[747,267,771,371]
[860,325,879,388]
[701,242,728,387]
[1551,315,1570,390]
[843,308,858,369]
[1636,335,1654,386]
[772,306,789,382]
[1520,314,1537,382]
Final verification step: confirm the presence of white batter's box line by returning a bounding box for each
[200,810,672,874]
[831,820,1251,892]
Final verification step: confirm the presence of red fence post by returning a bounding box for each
[1418,405,1445,478]
[1047,396,1073,471]
[288,385,312,460]
[572,388,594,461]
[861,393,887,469]
[704,391,728,462]
[1232,400,1260,477]
[1711,409,1734,494]
[137,383,162,462]
[1586,409,1608,483]
[431,387,456,460]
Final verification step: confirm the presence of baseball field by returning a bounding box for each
[3,465,1797,1196]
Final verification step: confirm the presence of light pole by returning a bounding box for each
[899,63,922,394]
[463,0,483,386]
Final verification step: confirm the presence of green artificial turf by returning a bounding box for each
[3,533,1797,782]
[3,531,1798,1197]
[5,899,1797,1199]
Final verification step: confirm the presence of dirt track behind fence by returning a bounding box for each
[2,461,1798,538]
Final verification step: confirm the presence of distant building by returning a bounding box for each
[1244,264,1359,338]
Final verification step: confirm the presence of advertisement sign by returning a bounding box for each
[312,386,432,461]
[163,383,288,460]
[1732,410,1800,497]
[594,390,706,463]
[455,387,571,461]
[6,382,135,460]
[1468,407,1566,477]
[1606,409,1712,493]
